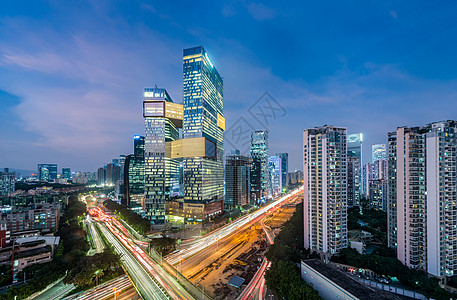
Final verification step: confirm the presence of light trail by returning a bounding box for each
[167,187,303,266]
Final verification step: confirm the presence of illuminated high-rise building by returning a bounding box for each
[372,144,387,162]
[250,130,269,203]
[37,164,57,181]
[62,168,71,180]
[181,46,224,206]
[143,88,182,223]
[268,155,282,197]
[0,168,15,196]
[277,153,288,192]
[392,121,457,277]
[387,131,397,249]
[225,150,251,210]
[303,126,348,256]
[347,151,361,207]
[347,134,362,205]
[124,135,145,207]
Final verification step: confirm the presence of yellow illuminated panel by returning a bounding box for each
[183,54,202,60]
[217,114,225,131]
[165,102,184,121]
[166,137,206,158]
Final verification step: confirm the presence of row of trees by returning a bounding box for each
[104,200,151,235]
[264,202,322,300]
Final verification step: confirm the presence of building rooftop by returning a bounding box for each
[15,236,60,246]
[303,259,408,300]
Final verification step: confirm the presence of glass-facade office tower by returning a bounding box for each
[38,164,57,181]
[62,168,71,180]
[97,167,106,185]
[250,130,269,203]
[225,150,251,210]
[124,135,145,207]
[372,144,387,162]
[347,134,362,205]
[303,126,348,256]
[268,155,282,197]
[277,153,288,192]
[106,163,120,185]
[392,121,457,277]
[144,88,181,223]
[182,46,224,204]
[0,168,15,196]
[387,131,397,249]
[347,151,361,207]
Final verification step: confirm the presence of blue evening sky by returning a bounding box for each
[1,1,457,172]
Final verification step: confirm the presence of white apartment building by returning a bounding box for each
[303,126,348,256]
[392,121,457,277]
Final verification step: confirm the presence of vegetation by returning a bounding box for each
[0,194,121,300]
[104,200,151,235]
[64,249,121,286]
[151,237,176,256]
[348,207,387,242]
[264,202,322,300]
[331,247,455,299]
[0,265,12,287]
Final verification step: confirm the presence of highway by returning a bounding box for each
[63,275,138,300]
[91,207,195,300]
[167,187,303,266]
[97,222,171,300]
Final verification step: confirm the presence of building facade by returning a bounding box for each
[37,164,57,181]
[225,150,252,210]
[277,153,288,192]
[372,144,387,162]
[368,179,387,211]
[303,126,348,256]
[182,46,224,207]
[250,130,269,204]
[124,135,145,207]
[143,88,181,223]
[268,155,282,197]
[393,121,457,277]
[387,131,398,248]
[347,151,361,207]
[0,168,15,196]
[347,134,362,204]
[62,168,71,180]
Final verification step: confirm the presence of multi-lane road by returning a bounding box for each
[167,187,303,267]
[79,187,302,300]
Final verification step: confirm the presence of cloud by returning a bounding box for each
[389,11,398,19]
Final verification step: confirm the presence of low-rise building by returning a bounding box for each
[166,198,223,224]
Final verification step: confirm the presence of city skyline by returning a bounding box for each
[2,1,457,172]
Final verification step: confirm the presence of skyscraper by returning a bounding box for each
[0,168,15,196]
[387,131,397,248]
[347,133,362,204]
[277,153,288,192]
[347,151,361,207]
[250,130,269,204]
[37,164,57,181]
[124,135,145,207]
[268,155,282,197]
[97,167,106,185]
[225,150,252,210]
[392,121,457,277]
[303,126,348,256]
[143,87,182,223]
[106,163,120,185]
[62,168,71,180]
[182,46,224,206]
[372,144,387,162]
